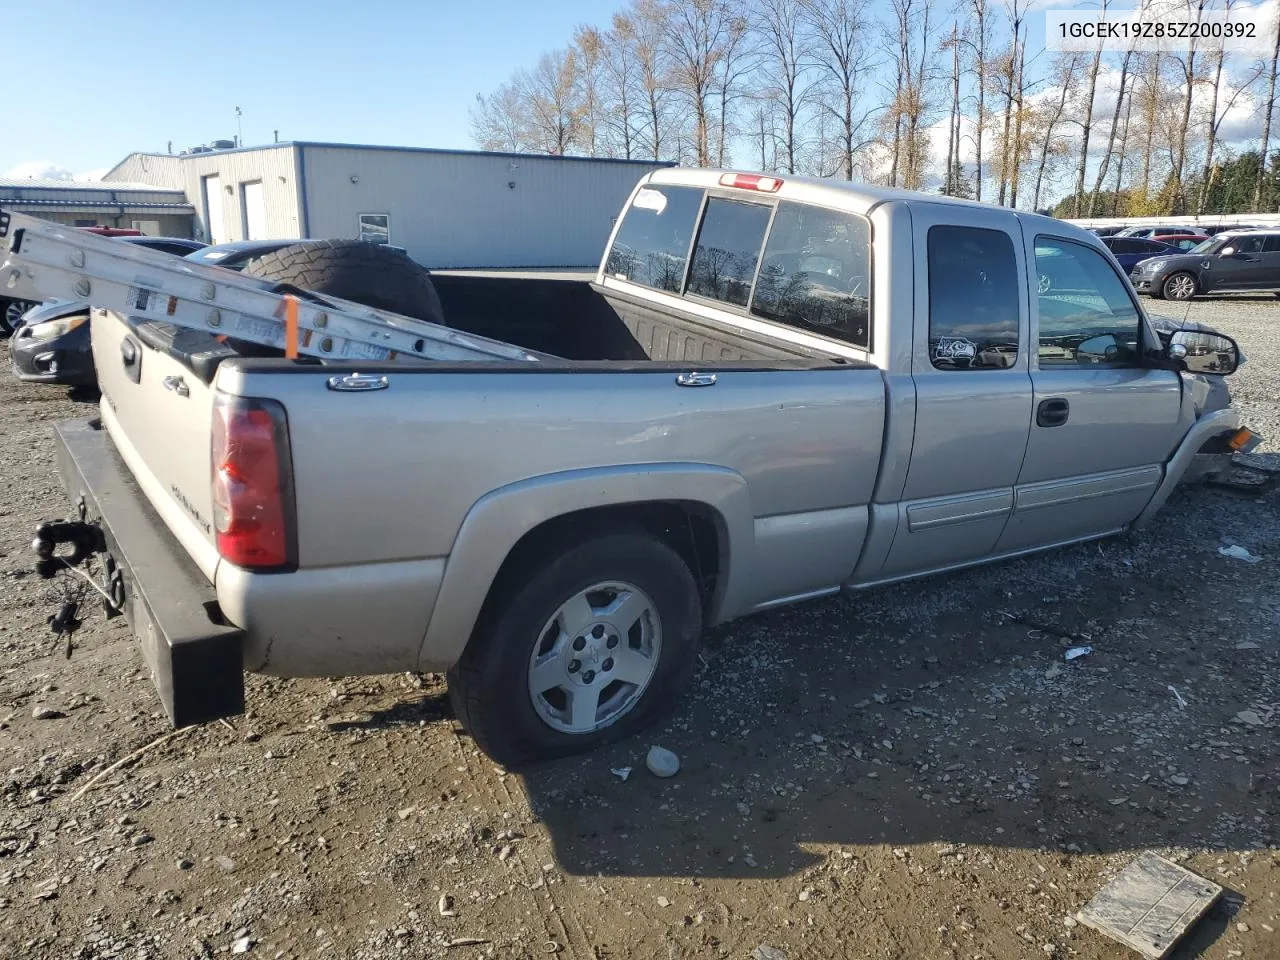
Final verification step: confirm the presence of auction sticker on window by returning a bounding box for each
[1046,4,1274,53]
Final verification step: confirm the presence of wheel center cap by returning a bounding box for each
[579,644,602,667]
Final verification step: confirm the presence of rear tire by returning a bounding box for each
[447,532,702,767]
[244,239,446,326]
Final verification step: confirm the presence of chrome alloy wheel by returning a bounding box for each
[527,581,662,734]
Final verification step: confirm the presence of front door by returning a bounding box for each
[877,207,1033,577]
[996,234,1184,552]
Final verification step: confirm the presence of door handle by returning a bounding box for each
[1036,397,1069,428]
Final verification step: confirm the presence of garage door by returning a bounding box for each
[202,175,225,244]
[242,181,266,241]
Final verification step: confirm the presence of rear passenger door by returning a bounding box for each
[996,234,1183,552]
[878,206,1033,577]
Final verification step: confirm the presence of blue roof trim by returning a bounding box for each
[112,142,676,168]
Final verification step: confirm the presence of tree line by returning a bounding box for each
[470,0,1280,217]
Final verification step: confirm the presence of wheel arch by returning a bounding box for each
[417,464,755,671]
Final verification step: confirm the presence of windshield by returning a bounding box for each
[183,246,236,264]
[1192,235,1232,255]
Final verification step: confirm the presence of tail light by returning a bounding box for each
[212,394,296,570]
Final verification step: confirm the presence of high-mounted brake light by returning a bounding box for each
[718,173,783,193]
[211,395,295,570]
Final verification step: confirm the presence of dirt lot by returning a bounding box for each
[1,299,1278,960]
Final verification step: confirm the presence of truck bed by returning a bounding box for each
[427,272,839,366]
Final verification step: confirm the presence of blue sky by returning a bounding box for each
[3,0,629,178]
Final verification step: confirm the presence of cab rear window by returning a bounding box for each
[604,185,704,293]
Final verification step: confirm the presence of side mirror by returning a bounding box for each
[1167,329,1240,375]
[1218,246,1235,256]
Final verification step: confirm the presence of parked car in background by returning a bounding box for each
[1199,223,1264,236]
[1129,229,1280,300]
[182,238,315,272]
[1101,236,1179,270]
[124,236,208,257]
[1116,225,1197,239]
[1089,225,1126,237]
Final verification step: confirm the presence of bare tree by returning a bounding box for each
[526,48,583,155]
[1071,0,1108,216]
[1030,54,1082,210]
[803,0,878,180]
[714,3,753,165]
[1007,17,1029,206]
[758,0,819,173]
[1111,76,1136,215]
[630,0,673,160]
[943,21,961,194]
[1256,10,1280,209]
[665,0,740,165]
[968,0,990,200]
[574,27,604,156]
[1168,0,1208,212]
[470,82,527,152]
[1088,49,1134,216]
[884,0,935,189]
[600,13,642,159]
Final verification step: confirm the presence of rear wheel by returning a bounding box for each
[1162,272,1198,301]
[244,239,445,326]
[447,532,702,767]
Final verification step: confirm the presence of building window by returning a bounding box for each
[358,213,390,245]
[73,219,98,227]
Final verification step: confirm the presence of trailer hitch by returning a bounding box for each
[32,520,105,579]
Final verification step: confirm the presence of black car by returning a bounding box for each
[1128,230,1280,300]
[10,238,307,386]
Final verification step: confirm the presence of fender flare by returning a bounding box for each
[1132,407,1240,528]
[416,463,754,670]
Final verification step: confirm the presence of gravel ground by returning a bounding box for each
[1,297,1277,960]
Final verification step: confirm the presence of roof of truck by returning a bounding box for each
[644,167,1086,239]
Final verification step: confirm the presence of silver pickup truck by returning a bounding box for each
[17,168,1252,766]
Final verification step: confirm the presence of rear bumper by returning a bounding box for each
[52,417,245,726]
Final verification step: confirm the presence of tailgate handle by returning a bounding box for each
[120,335,142,384]
[675,371,717,387]
[162,375,189,398]
[326,373,389,392]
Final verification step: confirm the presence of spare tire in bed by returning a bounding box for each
[244,239,446,326]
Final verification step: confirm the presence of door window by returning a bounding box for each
[604,185,704,293]
[1034,237,1143,368]
[1225,235,1264,254]
[1261,234,1280,252]
[927,225,1020,369]
[750,201,872,348]
[686,198,772,307]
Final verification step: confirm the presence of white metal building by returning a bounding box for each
[104,142,672,268]
[0,177,193,235]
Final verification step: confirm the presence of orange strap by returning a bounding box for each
[284,295,299,359]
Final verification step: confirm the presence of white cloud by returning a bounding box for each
[3,160,73,180]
